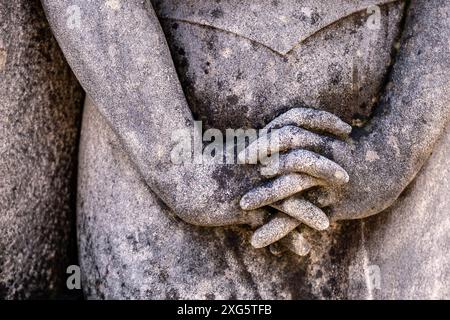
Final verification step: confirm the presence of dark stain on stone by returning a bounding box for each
[211,8,224,19]
[284,264,315,300]
[315,269,323,279]
[205,292,216,299]
[235,69,244,80]
[328,221,362,298]
[166,288,180,300]
[158,270,169,283]
[328,63,343,86]
[226,94,239,106]
[310,12,321,25]
[223,229,262,299]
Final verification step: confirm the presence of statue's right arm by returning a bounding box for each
[41,0,253,226]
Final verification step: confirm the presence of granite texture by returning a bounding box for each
[0,0,84,299]
[155,0,404,128]
[77,96,320,299]
[348,122,450,299]
[39,0,450,299]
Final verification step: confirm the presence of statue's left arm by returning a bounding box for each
[239,0,450,228]
[328,0,450,220]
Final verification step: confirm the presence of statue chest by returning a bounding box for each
[152,0,405,129]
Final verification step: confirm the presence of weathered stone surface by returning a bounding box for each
[41,0,408,230]
[328,0,450,221]
[41,0,450,299]
[78,97,319,299]
[347,123,450,299]
[155,0,404,128]
[0,0,84,299]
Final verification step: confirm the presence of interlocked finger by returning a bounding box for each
[264,107,352,139]
[271,197,329,231]
[238,125,332,165]
[263,149,349,185]
[240,173,324,211]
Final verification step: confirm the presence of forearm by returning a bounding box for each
[41,0,196,210]
[331,0,450,220]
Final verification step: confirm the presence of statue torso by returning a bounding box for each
[152,0,405,129]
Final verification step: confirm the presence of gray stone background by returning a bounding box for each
[0,0,84,299]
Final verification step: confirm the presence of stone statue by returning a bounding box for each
[38,0,450,299]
